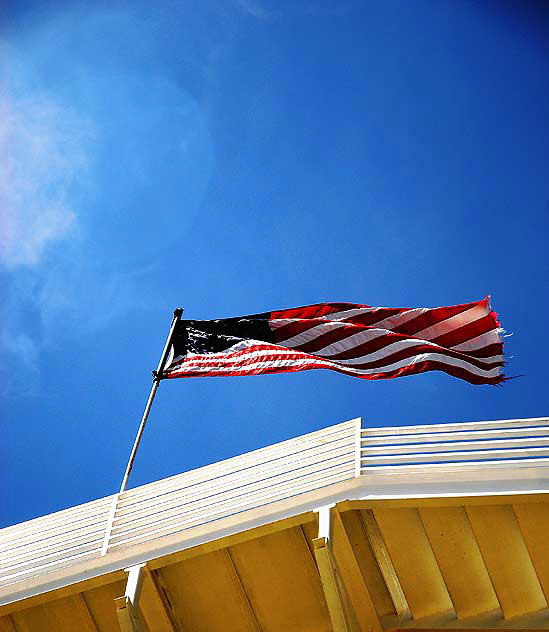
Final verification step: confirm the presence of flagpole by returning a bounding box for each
[119,307,184,494]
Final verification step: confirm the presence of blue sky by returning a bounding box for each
[1,0,548,528]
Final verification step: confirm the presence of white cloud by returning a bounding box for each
[0,4,217,396]
[0,91,88,268]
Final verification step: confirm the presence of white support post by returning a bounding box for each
[125,564,146,606]
[354,417,362,478]
[316,504,335,540]
[115,564,146,632]
[313,504,354,632]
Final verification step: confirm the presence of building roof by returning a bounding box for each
[1,416,548,631]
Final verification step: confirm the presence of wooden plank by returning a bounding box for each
[361,418,549,437]
[120,421,356,506]
[0,615,17,632]
[157,548,265,631]
[465,505,547,618]
[340,494,549,511]
[513,503,549,602]
[139,569,177,632]
[332,510,384,632]
[1,547,102,589]
[361,425,549,447]
[0,524,107,567]
[218,549,260,632]
[389,628,549,632]
[418,507,499,618]
[118,435,354,516]
[361,446,549,466]
[228,526,332,631]
[72,593,98,631]
[149,511,315,571]
[331,510,394,617]
[360,510,410,619]
[361,436,549,457]
[11,594,99,632]
[82,580,127,632]
[113,452,352,529]
[115,596,144,632]
[0,497,112,544]
[1,539,104,582]
[110,465,352,549]
[313,537,353,632]
[0,571,126,618]
[373,508,454,619]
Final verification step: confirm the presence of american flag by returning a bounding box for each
[163,297,505,385]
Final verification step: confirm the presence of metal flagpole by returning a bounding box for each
[119,307,184,494]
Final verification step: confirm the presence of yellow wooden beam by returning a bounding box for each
[218,548,261,632]
[139,568,177,632]
[150,511,316,570]
[513,503,549,603]
[418,507,499,619]
[313,536,353,632]
[373,508,454,619]
[340,493,549,512]
[360,509,410,620]
[0,615,17,632]
[332,509,384,632]
[115,596,144,632]
[0,570,127,618]
[73,593,99,631]
[465,505,547,618]
[388,628,548,632]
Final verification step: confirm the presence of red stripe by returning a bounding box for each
[459,342,503,359]
[270,303,361,320]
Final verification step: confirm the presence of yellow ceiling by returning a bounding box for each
[2,495,548,632]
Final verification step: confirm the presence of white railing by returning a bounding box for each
[360,417,549,470]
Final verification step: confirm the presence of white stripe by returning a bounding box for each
[413,303,489,341]
[170,347,501,379]
[451,329,501,351]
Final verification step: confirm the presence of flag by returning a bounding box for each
[163,297,505,385]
